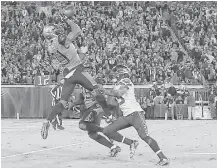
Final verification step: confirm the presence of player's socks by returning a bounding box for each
[122,136,134,145]
[47,103,64,122]
[105,132,133,145]
[155,150,167,160]
[89,133,113,148]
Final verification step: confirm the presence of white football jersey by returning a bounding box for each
[114,78,143,116]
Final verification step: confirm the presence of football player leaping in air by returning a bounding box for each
[41,5,109,139]
[100,65,170,166]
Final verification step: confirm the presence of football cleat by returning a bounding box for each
[41,121,50,139]
[57,125,65,130]
[64,5,75,18]
[109,146,121,157]
[157,158,170,166]
[130,140,139,159]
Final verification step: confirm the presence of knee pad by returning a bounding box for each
[88,132,99,140]
[79,120,87,131]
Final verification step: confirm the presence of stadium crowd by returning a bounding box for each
[1,1,217,85]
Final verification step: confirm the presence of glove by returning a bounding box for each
[105,115,112,124]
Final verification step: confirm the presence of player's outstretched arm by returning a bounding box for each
[66,19,82,42]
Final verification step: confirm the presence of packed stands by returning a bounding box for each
[1,1,217,85]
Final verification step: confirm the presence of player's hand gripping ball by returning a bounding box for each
[63,5,75,18]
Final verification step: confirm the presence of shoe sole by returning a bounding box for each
[110,148,121,157]
[159,162,170,166]
[158,159,170,166]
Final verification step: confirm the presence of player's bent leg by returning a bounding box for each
[88,131,114,149]
[89,133,122,157]
[51,117,57,130]
[103,116,139,158]
[103,117,129,139]
[79,117,121,157]
[49,80,75,122]
[103,117,135,145]
[132,111,169,165]
[79,71,97,90]
[41,80,75,139]
[56,114,65,130]
[110,115,139,158]
[72,68,96,91]
[79,120,103,132]
[73,70,110,115]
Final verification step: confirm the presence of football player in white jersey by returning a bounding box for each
[102,65,170,166]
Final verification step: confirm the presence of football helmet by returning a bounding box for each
[64,5,75,18]
[112,65,131,79]
[43,24,57,40]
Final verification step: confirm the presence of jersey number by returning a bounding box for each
[35,75,50,86]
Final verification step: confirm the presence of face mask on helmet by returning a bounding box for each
[114,66,130,80]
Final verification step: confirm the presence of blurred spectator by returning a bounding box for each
[208,90,217,118]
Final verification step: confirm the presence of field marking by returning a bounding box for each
[1,120,215,160]
[186,152,217,155]
[1,142,86,159]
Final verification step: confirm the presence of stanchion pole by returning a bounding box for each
[17,112,20,120]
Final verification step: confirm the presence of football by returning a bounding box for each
[63,5,75,18]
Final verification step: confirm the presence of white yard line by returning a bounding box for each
[1,142,87,159]
[186,152,217,155]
